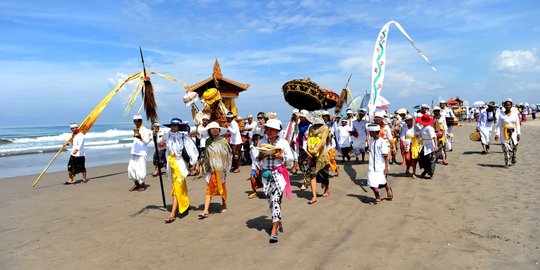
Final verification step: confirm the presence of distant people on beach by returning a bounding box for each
[64,123,87,185]
[128,115,152,192]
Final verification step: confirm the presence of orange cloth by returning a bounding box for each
[328,148,338,173]
[206,171,227,202]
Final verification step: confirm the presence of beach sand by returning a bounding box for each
[1,120,539,269]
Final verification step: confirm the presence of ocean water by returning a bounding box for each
[0,122,161,179]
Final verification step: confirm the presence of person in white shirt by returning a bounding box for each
[152,123,167,177]
[64,123,87,185]
[439,100,456,151]
[159,118,199,223]
[128,115,152,192]
[252,112,266,136]
[345,109,355,128]
[476,102,497,154]
[351,109,368,163]
[495,99,521,167]
[243,115,256,139]
[248,134,263,199]
[336,118,352,161]
[226,112,242,173]
[432,107,449,165]
[366,124,393,204]
[400,115,419,178]
[416,113,438,179]
[282,109,300,174]
[322,111,339,176]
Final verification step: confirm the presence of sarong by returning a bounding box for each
[128,155,147,184]
[400,139,417,167]
[230,144,241,171]
[206,171,227,201]
[328,148,338,173]
[479,127,492,145]
[261,169,285,223]
[250,169,263,192]
[304,158,329,188]
[168,154,189,214]
[501,141,518,166]
[153,149,167,168]
[68,156,86,175]
[367,170,387,188]
[418,149,435,176]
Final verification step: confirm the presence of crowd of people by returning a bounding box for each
[63,98,530,243]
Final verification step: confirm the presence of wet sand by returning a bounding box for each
[1,120,539,269]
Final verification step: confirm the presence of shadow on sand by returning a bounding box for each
[130,204,167,217]
[478,163,507,168]
[246,215,271,235]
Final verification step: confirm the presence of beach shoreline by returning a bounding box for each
[1,122,539,269]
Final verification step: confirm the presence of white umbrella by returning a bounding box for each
[375,95,391,110]
[472,101,486,107]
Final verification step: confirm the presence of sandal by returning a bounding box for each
[269,235,279,243]
[248,193,258,199]
[374,198,381,204]
[198,213,209,220]
[63,181,74,185]
[322,191,330,197]
[82,179,88,183]
[387,187,394,201]
[137,184,147,192]
[307,199,317,205]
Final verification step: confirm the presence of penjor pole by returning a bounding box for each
[368,20,436,121]
[140,46,166,208]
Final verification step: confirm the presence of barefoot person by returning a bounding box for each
[159,118,199,223]
[64,123,87,185]
[495,99,521,167]
[128,115,152,192]
[367,124,393,204]
[257,119,293,243]
[198,122,232,219]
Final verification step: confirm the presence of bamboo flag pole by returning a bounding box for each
[32,143,69,187]
[140,46,166,208]
[33,70,188,188]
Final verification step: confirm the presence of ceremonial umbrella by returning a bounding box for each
[472,101,486,107]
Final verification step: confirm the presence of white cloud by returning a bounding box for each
[494,49,538,72]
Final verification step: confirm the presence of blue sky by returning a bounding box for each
[1,0,539,126]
